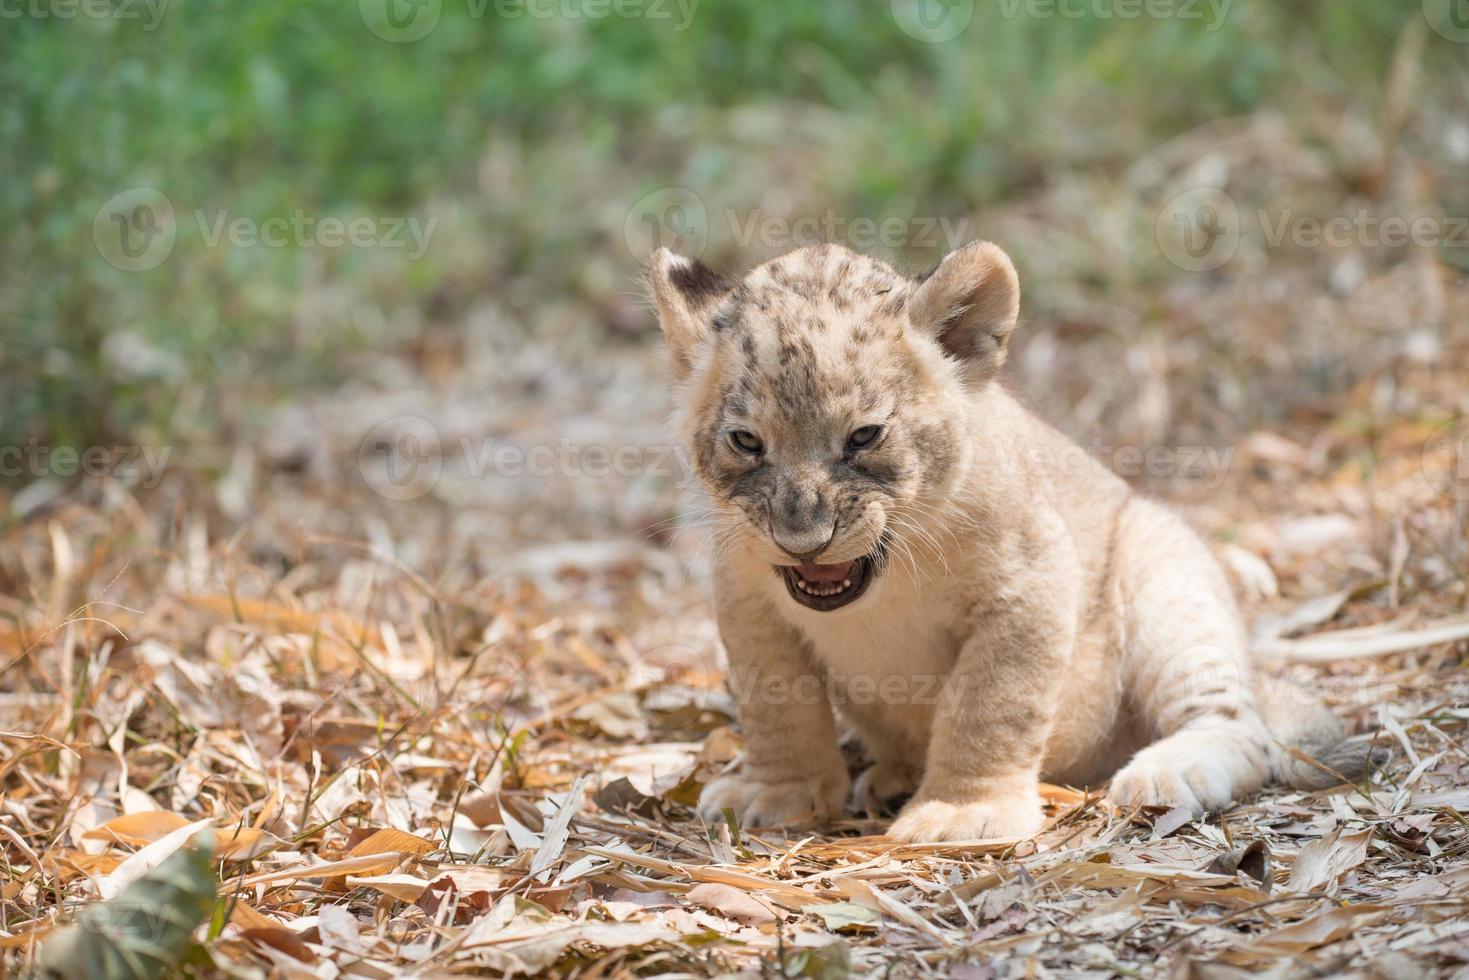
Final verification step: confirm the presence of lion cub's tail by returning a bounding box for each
[1256,679,1387,791]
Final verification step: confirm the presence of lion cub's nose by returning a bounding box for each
[771,523,838,563]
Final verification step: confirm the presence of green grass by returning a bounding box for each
[0,0,1437,456]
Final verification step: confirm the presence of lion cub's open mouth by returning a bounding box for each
[780,556,875,611]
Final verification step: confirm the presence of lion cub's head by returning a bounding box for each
[649,241,1019,612]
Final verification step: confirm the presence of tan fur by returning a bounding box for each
[647,242,1371,842]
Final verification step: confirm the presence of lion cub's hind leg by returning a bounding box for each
[853,753,923,814]
[1107,501,1272,815]
[841,707,925,814]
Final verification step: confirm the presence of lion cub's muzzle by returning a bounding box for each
[780,556,876,612]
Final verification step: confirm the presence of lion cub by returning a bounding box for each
[648,241,1368,842]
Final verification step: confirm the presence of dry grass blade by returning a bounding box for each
[1258,615,1469,663]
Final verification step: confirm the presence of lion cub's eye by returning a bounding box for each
[846,425,883,451]
[729,430,764,455]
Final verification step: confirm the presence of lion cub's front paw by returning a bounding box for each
[888,794,1045,843]
[1109,764,1221,817]
[698,772,848,829]
[1109,740,1243,816]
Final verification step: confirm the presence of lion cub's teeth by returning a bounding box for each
[793,570,857,599]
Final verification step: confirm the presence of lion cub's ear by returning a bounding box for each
[908,241,1020,384]
[646,248,734,381]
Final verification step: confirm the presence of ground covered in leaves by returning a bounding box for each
[4,108,1469,975]
[3,345,1466,977]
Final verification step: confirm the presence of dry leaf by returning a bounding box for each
[82,811,191,847]
[593,777,661,818]
[1286,827,1372,893]
[228,852,416,890]
[228,901,279,931]
[346,873,432,902]
[802,902,879,931]
[97,819,214,901]
[348,828,436,859]
[1207,840,1272,890]
[1038,783,1089,807]
[530,776,588,881]
[239,927,318,964]
[216,827,283,862]
[1237,905,1390,957]
[687,882,779,926]
[344,828,437,875]
[1153,805,1196,838]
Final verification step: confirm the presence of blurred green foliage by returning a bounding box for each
[0,0,1430,456]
